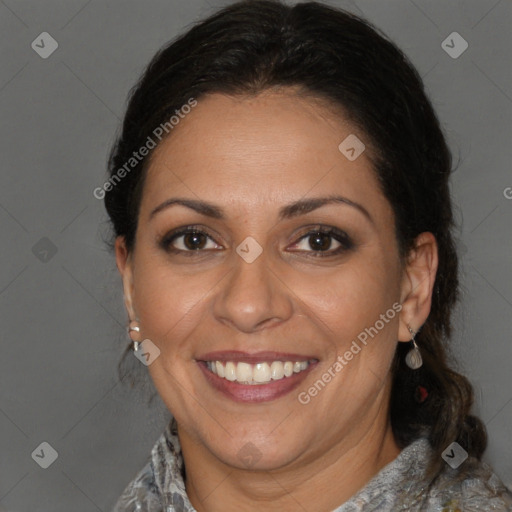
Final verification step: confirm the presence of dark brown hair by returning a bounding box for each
[104,0,486,480]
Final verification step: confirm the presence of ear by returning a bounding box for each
[115,236,137,321]
[397,232,438,342]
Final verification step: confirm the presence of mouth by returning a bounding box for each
[196,351,318,403]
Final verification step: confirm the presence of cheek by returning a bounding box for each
[294,261,401,413]
[291,262,401,396]
[132,257,221,353]
[291,257,400,340]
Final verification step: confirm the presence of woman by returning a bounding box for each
[104,1,512,510]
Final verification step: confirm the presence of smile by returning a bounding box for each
[196,351,319,403]
[205,360,311,385]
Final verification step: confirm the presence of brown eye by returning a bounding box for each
[160,227,222,254]
[307,232,334,251]
[181,232,208,250]
[288,227,354,256]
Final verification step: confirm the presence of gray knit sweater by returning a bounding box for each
[113,417,512,511]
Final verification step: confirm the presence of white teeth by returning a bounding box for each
[283,361,294,377]
[205,359,311,384]
[225,362,237,381]
[270,361,284,380]
[215,360,225,378]
[236,362,252,382]
[253,362,271,383]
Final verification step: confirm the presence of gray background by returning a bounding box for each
[1,0,511,510]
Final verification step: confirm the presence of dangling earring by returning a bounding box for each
[405,325,423,369]
[128,320,141,352]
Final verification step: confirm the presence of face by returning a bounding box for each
[117,89,414,472]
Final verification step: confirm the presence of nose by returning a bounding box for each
[212,249,294,334]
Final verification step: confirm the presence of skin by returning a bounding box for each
[116,89,438,512]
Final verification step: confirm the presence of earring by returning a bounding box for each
[127,320,141,352]
[405,325,423,369]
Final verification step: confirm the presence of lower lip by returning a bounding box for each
[197,361,317,403]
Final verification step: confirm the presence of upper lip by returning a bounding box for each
[196,350,318,364]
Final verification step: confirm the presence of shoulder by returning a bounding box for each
[112,418,188,512]
[112,460,165,512]
[424,456,512,511]
[336,437,512,511]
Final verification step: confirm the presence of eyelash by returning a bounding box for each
[159,225,354,258]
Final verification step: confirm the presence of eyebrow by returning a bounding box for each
[149,195,374,225]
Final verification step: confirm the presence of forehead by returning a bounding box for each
[141,90,388,218]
